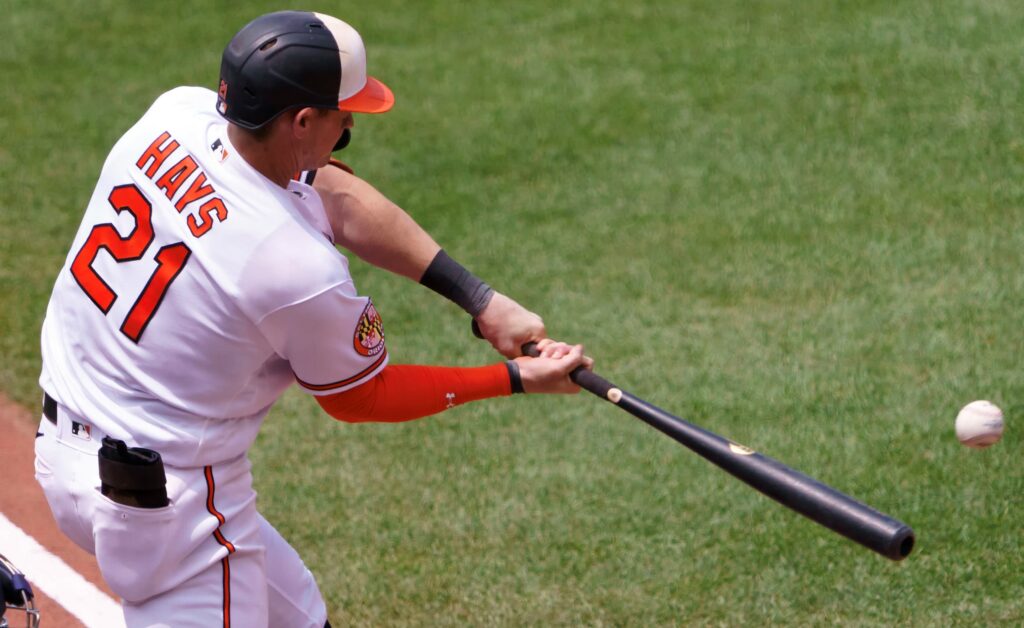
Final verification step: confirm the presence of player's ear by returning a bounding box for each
[291,107,318,137]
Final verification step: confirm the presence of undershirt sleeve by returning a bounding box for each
[316,363,512,422]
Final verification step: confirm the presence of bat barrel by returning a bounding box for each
[518,340,914,560]
[615,391,915,560]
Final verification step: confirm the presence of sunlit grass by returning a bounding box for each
[3,1,1023,624]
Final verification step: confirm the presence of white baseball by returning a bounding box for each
[955,400,1004,448]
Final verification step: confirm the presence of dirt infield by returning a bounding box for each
[0,393,116,627]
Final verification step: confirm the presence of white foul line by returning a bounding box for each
[0,512,125,628]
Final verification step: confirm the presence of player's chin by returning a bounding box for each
[306,154,332,172]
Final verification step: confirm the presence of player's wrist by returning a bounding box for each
[504,360,525,394]
[419,249,494,317]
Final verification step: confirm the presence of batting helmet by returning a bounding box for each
[217,11,394,129]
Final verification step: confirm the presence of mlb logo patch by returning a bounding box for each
[210,138,229,162]
[71,421,91,441]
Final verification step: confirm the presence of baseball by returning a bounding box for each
[955,400,1004,448]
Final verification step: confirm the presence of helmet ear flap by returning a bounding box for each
[0,553,39,628]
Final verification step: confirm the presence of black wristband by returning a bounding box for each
[419,249,495,317]
[505,361,525,394]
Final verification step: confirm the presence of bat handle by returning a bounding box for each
[472,321,618,400]
[522,342,617,401]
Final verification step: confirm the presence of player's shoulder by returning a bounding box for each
[238,210,356,321]
[117,87,214,142]
[148,86,216,113]
[117,86,218,147]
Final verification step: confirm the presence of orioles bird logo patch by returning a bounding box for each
[353,300,385,357]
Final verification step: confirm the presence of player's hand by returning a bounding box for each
[513,340,593,394]
[475,292,546,358]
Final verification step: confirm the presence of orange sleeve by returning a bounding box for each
[316,363,512,423]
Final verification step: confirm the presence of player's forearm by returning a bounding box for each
[333,196,441,282]
[313,164,495,313]
[316,363,520,422]
[333,205,496,316]
[313,164,440,281]
[312,162,542,357]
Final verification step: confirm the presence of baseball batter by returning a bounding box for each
[34,11,589,628]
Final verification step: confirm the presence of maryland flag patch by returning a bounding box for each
[353,300,385,357]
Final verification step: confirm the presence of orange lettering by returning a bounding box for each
[136,131,180,178]
[174,172,216,213]
[155,156,198,201]
[188,198,228,237]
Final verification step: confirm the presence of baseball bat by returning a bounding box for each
[478,322,914,560]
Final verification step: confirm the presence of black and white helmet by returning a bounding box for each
[217,11,394,129]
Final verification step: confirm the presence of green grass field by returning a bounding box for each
[3,0,1023,625]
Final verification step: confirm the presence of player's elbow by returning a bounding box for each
[316,391,374,423]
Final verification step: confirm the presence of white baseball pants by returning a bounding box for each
[34,403,328,628]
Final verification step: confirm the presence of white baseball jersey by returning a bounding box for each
[40,86,388,468]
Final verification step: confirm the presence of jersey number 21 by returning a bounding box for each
[70,183,191,343]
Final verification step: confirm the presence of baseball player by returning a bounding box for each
[34,11,590,628]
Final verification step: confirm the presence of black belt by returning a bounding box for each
[43,393,58,425]
[41,393,99,441]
